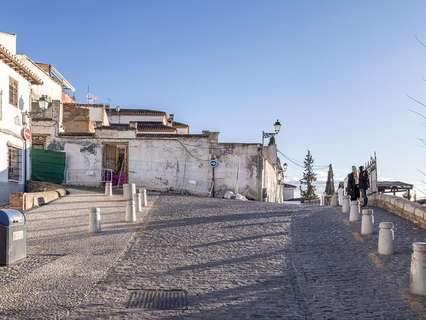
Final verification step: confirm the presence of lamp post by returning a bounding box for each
[261,119,282,202]
[262,119,281,146]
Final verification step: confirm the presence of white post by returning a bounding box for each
[320,193,324,206]
[123,183,130,199]
[338,188,344,206]
[89,207,101,233]
[137,192,142,212]
[125,195,137,223]
[349,200,360,222]
[140,188,148,207]
[361,209,374,235]
[105,182,112,196]
[131,183,136,197]
[342,195,350,214]
[378,222,394,255]
[410,242,426,296]
[331,193,338,207]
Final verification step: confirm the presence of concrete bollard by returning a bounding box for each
[105,182,112,196]
[89,207,101,233]
[361,209,374,235]
[130,183,137,197]
[331,194,338,207]
[349,200,360,222]
[338,188,344,206]
[140,188,148,207]
[123,183,130,199]
[378,222,394,255]
[342,196,350,214]
[410,242,426,296]
[125,195,137,223]
[137,192,143,212]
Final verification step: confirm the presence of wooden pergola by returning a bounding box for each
[377,181,413,199]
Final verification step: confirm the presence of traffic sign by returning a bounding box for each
[22,128,31,141]
[210,159,218,168]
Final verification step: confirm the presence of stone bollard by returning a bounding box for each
[320,193,324,206]
[378,222,394,255]
[410,242,426,296]
[342,196,350,214]
[361,209,374,235]
[140,188,148,207]
[349,200,360,222]
[338,188,344,206]
[137,192,143,212]
[331,194,338,207]
[131,183,137,197]
[105,182,112,196]
[89,207,101,233]
[123,183,130,199]
[125,194,137,223]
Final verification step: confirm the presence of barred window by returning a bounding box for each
[8,146,22,182]
[9,77,18,107]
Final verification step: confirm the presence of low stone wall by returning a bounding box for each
[9,181,67,211]
[370,193,426,229]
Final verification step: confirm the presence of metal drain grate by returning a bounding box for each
[126,289,188,310]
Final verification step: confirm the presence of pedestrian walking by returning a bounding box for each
[346,166,360,201]
[358,165,369,207]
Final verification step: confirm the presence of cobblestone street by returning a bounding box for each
[1,192,426,319]
[65,195,426,320]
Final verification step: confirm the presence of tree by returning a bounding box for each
[325,164,335,195]
[300,150,317,200]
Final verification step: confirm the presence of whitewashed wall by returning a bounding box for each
[0,60,32,204]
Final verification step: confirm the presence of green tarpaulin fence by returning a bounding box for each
[31,149,65,184]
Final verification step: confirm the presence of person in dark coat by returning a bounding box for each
[347,166,360,201]
[358,165,369,207]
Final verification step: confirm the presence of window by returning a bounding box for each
[8,146,22,182]
[9,77,18,107]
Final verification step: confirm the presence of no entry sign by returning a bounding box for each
[22,128,31,141]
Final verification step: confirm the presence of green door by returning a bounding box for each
[31,149,65,184]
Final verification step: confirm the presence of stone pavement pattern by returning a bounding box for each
[68,196,426,320]
[0,188,156,320]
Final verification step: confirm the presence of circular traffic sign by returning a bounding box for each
[210,159,218,168]
[22,127,31,141]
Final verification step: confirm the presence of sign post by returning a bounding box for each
[210,159,218,198]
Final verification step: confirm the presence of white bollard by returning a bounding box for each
[320,193,325,206]
[361,209,374,235]
[125,195,137,223]
[338,188,344,206]
[131,183,137,197]
[89,207,101,233]
[140,188,148,207]
[137,192,142,212]
[342,196,350,214]
[331,193,338,207]
[123,183,130,199]
[105,182,112,196]
[349,200,360,222]
[378,222,394,255]
[410,242,426,296]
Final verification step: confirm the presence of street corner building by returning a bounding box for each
[0,32,42,204]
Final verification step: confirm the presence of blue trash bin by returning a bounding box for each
[0,209,26,265]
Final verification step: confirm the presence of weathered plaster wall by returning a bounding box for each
[129,137,212,196]
[47,138,102,187]
[214,143,261,200]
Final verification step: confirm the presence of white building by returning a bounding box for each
[0,32,42,204]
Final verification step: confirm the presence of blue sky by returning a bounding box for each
[3,0,426,195]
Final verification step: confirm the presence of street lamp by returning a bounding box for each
[38,95,51,110]
[262,119,282,146]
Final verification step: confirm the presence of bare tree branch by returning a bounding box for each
[409,109,426,120]
[407,95,426,108]
[415,34,426,48]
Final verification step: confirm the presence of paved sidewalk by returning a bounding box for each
[68,196,426,320]
[0,188,156,320]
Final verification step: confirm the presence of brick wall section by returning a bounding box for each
[370,194,426,229]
